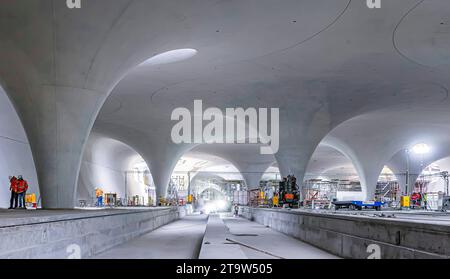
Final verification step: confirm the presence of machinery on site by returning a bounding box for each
[375,181,400,205]
[246,180,280,208]
[278,175,300,208]
[441,196,450,211]
[303,179,338,209]
[333,200,384,211]
[248,188,263,207]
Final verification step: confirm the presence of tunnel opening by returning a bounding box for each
[410,157,450,210]
[77,132,155,208]
[374,166,401,205]
[302,144,363,208]
[169,147,246,214]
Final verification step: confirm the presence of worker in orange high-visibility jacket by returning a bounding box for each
[16,175,29,209]
[96,188,104,207]
[8,176,18,209]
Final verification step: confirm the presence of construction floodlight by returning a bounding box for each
[412,143,430,155]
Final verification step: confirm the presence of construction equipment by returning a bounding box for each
[400,196,410,208]
[441,196,450,211]
[272,195,279,207]
[333,200,384,211]
[248,189,263,207]
[104,193,117,207]
[303,179,338,209]
[278,175,299,208]
[25,193,37,210]
[376,181,400,203]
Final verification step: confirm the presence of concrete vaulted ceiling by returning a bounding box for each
[0,0,449,207]
[306,144,357,178]
[175,151,245,183]
[187,144,276,189]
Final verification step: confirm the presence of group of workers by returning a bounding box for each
[8,175,29,209]
[411,192,428,209]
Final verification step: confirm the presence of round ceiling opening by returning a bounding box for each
[141,48,197,66]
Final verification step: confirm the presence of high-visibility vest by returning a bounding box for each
[16,180,28,193]
[10,177,18,192]
[96,189,104,197]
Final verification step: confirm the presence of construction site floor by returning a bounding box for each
[93,214,208,259]
[199,214,339,259]
[294,208,450,226]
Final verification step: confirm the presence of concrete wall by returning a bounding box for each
[0,87,39,208]
[0,207,183,259]
[240,207,450,259]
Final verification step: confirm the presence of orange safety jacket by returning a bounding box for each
[9,177,18,192]
[96,189,104,198]
[16,179,28,193]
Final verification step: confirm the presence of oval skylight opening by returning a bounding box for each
[141,48,197,66]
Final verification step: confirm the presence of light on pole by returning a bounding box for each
[405,149,410,196]
[405,143,431,196]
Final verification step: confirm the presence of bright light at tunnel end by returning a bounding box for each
[202,199,229,215]
[411,143,431,155]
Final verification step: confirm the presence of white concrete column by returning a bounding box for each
[274,101,333,191]
[239,162,274,190]
[148,160,175,200]
[242,173,264,190]
[361,166,384,200]
[6,85,105,208]
[387,150,435,196]
[0,1,151,208]
[322,136,385,201]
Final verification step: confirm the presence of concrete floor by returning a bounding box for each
[92,213,338,259]
[5,208,448,259]
[93,214,208,259]
[221,216,339,259]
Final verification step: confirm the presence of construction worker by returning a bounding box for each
[16,175,29,209]
[423,192,428,210]
[8,176,18,209]
[96,188,104,207]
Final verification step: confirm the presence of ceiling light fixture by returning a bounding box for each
[412,143,431,154]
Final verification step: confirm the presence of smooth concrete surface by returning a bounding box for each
[0,207,182,259]
[199,214,337,259]
[91,0,450,203]
[0,87,39,208]
[222,216,339,259]
[94,214,207,259]
[199,215,248,259]
[1,1,450,210]
[240,207,450,259]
